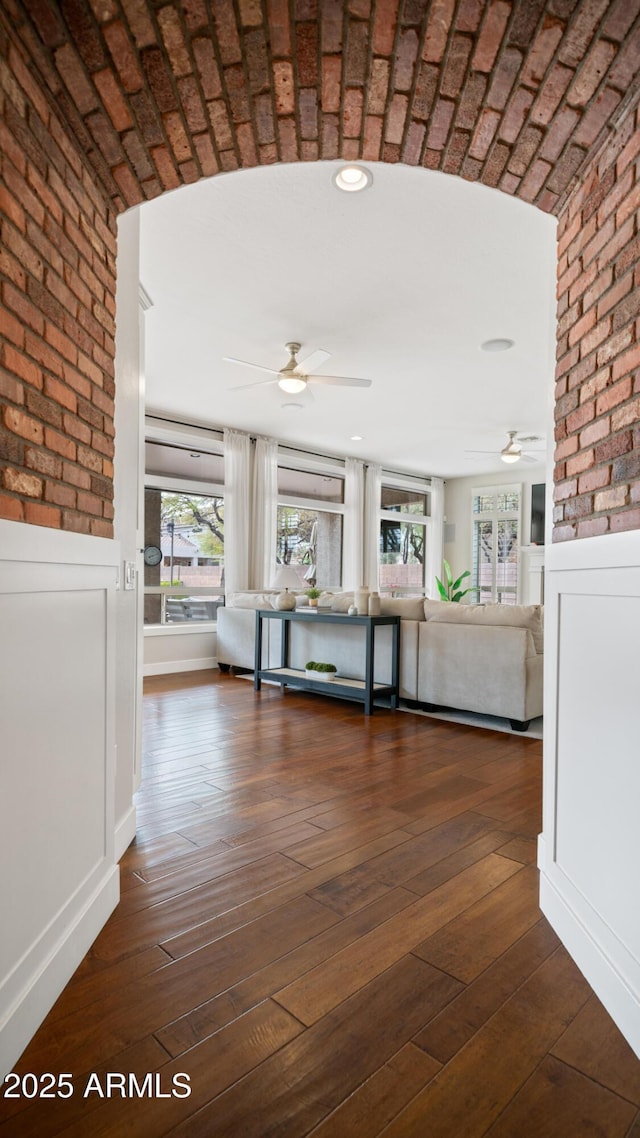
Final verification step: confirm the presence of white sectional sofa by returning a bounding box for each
[216,591,544,731]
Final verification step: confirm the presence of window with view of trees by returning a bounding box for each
[471,486,521,605]
[276,465,344,589]
[379,482,430,596]
[144,437,225,624]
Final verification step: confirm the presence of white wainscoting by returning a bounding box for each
[539,527,640,1057]
[143,624,217,676]
[0,520,120,1077]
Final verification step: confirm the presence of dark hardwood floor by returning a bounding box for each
[2,670,639,1136]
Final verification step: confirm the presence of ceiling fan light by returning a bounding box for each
[333,165,373,192]
[501,449,521,463]
[278,375,307,394]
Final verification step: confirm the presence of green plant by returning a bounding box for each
[305,661,337,673]
[305,587,322,599]
[435,560,473,603]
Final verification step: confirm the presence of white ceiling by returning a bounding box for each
[140,160,556,479]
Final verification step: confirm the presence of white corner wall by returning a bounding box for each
[539,528,640,1058]
[0,520,120,1078]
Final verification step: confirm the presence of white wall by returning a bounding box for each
[0,521,120,1077]
[144,625,217,675]
[539,528,640,1058]
[443,465,546,598]
[113,208,144,854]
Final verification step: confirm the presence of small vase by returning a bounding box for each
[368,591,381,616]
[308,597,318,608]
[355,587,370,615]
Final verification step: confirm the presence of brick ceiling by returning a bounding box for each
[9,0,640,216]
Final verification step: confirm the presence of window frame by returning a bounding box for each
[470,482,523,605]
[143,422,225,630]
[378,472,432,597]
[276,450,347,589]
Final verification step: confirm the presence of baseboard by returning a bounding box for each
[143,656,216,676]
[114,804,137,861]
[540,871,640,1059]
[0,865,119,1079]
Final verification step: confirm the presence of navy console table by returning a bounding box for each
[254,608,400,715]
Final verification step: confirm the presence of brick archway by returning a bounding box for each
[1,2,639,538]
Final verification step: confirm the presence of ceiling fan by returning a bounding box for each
[223,342,372,395]
[466,431,545,465]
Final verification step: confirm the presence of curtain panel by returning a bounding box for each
[223,428,251,596]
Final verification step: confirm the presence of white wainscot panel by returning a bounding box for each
[556,592,640,959]
[539,529,640,1058]
[0,521,119,1078]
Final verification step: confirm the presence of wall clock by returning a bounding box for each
[143,545,163,567]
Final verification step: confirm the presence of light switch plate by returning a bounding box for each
[124,561,136,590]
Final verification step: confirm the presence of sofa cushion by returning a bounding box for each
[423,599,544,654]
[227,591,279,609]
[330,592,355,612]
[379,596,426,620]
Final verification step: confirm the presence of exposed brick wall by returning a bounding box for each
[2,2,640,540]
[554,89,640,541]
[0,16,117,535]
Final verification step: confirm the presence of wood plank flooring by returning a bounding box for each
[2,670,639,1136]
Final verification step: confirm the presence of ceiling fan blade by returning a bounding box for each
[311,374,372,388]
[295,349,330,375]
[229,377,277,391]
[520,453,541,464]
[223,356,280,376]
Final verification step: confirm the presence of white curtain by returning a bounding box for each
[251,436,278,589]
[342,457,364,591]
[223,428,251,596]
[364,463,381,591]
[428,476,445,599]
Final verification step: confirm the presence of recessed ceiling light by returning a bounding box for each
[282,401,304,410]
[480,338,515,352]
[333,165,373,193]
[190,452,201,458]
[350,435,363,441]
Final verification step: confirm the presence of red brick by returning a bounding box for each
[44,426,76,460]
[2,466,42,496]
[44,481,77,508]
[576,517,609,538]
[578,466,610,493]
[0,492,25,521]
[422,0,455,64]
[611,397,640,431]
[3,405,44,444]
[610,506,640,532]
[594,484,628,512]
[566,449,595,477]
[553,477,578,502]
[23,499,61,527]
[612,342,640,381]
[595,431,632,463]
[552,523,577,542]
[568,306,596,348]
[567,401,595,433]
[62,461,91,490]
[472,2,511,73]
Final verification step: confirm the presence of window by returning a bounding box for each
[276,463,345,589]
[471,485,521,604]
[144,436,225,625]
[379,479,430,596]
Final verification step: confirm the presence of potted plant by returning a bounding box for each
[305,587,322,608]
[305,660,338,681]
[435,560,473,603]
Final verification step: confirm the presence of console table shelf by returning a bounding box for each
[254,609,401,715]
